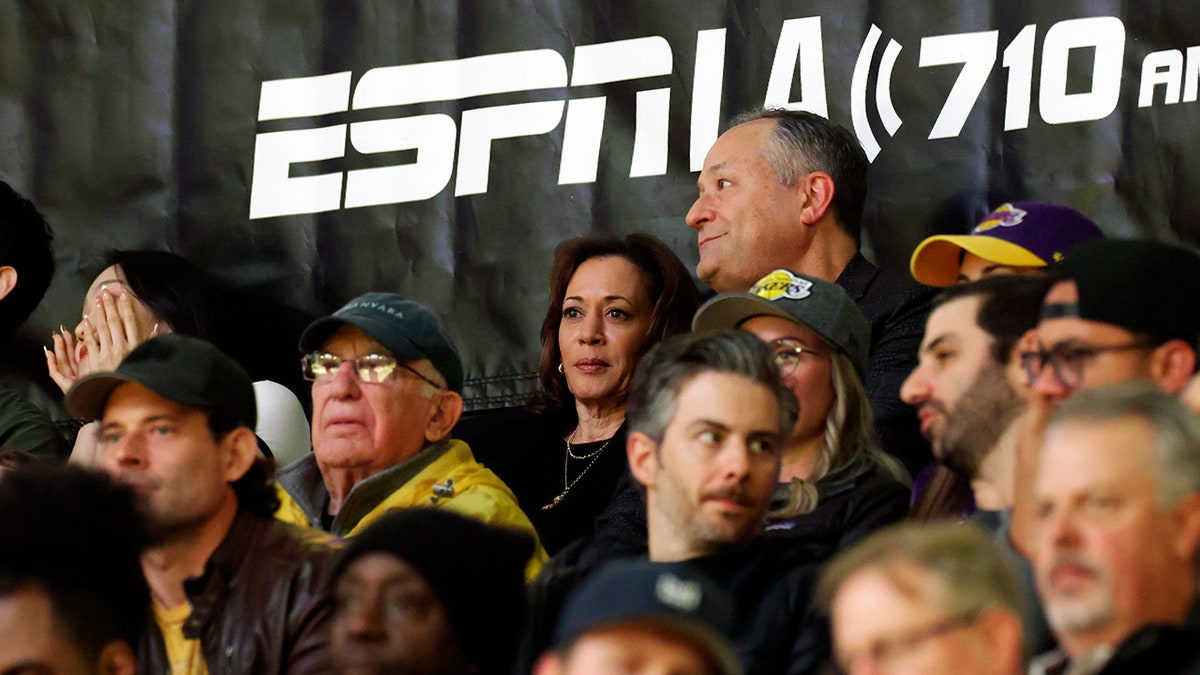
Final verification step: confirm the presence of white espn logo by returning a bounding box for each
[248,13,1196,219]
[248,19,829,219]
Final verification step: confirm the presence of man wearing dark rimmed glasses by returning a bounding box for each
[275,292,546,578]
[1026,239,1200,403]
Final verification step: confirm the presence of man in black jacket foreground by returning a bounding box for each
[64,334,337,674]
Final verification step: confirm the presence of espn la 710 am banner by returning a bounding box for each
[2,2,1197,409]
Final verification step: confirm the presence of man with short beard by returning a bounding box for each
[901,275,1050,509]
[936,358,1025,481]
[1031,384,1200,673]
[902,275,1056,655]
[521,331,828,674]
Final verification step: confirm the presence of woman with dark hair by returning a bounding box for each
[46,250,218,387]
[456,233,700,554]
[45,250,311,466]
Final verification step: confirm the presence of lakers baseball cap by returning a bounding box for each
[910,202,1104,287]
[64,334,256,426]
[553,560,743,675]
[692,269,870,376]
[299,292,464,393]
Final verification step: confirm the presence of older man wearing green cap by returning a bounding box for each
[275,292,546,578]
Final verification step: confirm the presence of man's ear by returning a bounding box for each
[977,607,1024,675]
[797,171,835,226]
[627,431,660,490]
[1007,329,1042,399]
[424,390,464,443]
[1150,340,1197,395]
[0,266,17,302]
[1170,493,1200,562]
[531,652,564,675]
[221,427,260,483]
[97,639,138,675]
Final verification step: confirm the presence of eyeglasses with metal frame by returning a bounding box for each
[768,336,827,379]
[301,352,444,389]
[836,611,982,672]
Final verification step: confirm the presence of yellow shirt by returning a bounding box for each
[151,600,210,675]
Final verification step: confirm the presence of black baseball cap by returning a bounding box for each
[1049,239,1200,346]
[553,560,743,675]
[64,334,257,427]
[299,292,464,393]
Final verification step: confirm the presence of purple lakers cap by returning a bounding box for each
[910,202,1105,287]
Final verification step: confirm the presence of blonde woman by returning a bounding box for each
[694,268,910,556]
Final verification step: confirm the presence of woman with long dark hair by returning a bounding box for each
[46,250,311,465]
[456,233,700,554]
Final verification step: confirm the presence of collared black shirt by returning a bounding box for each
[835,252,936,474]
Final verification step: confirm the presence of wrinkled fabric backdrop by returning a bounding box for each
[1,1,1197,416]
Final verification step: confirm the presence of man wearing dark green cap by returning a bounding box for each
[276,292,546,578]
[62,334,336,675]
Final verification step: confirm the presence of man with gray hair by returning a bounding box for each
[817,521,1026,675]
[275,292,546,576]
[685,108,933,473]
[523,330,829,674]
[1030,383,1200,673]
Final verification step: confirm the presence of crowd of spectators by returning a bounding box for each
[2,105,1200,674]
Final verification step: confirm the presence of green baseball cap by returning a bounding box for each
[299,292,464,393]
[64,334,257,426]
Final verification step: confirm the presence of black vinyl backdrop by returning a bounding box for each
[2,1,1198,413]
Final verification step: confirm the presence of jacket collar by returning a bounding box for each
[278,438,453,536]
[832,251,878,302]
[332,438,452,534]
[179,509,259,639]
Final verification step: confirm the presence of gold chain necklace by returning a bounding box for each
[541,428,611,510]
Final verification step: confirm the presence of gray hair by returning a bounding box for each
[816,521,1023,618]
[411,359,448,399]
[729,107,868,244]
[1049,381,1200,508]
[626,330,798,444]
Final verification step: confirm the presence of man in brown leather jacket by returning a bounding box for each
[64,334,337,674]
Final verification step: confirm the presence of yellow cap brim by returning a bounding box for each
[910,235,1048,286]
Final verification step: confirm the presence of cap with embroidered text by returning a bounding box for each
[692,269,870,377]
[300,293,463,392]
